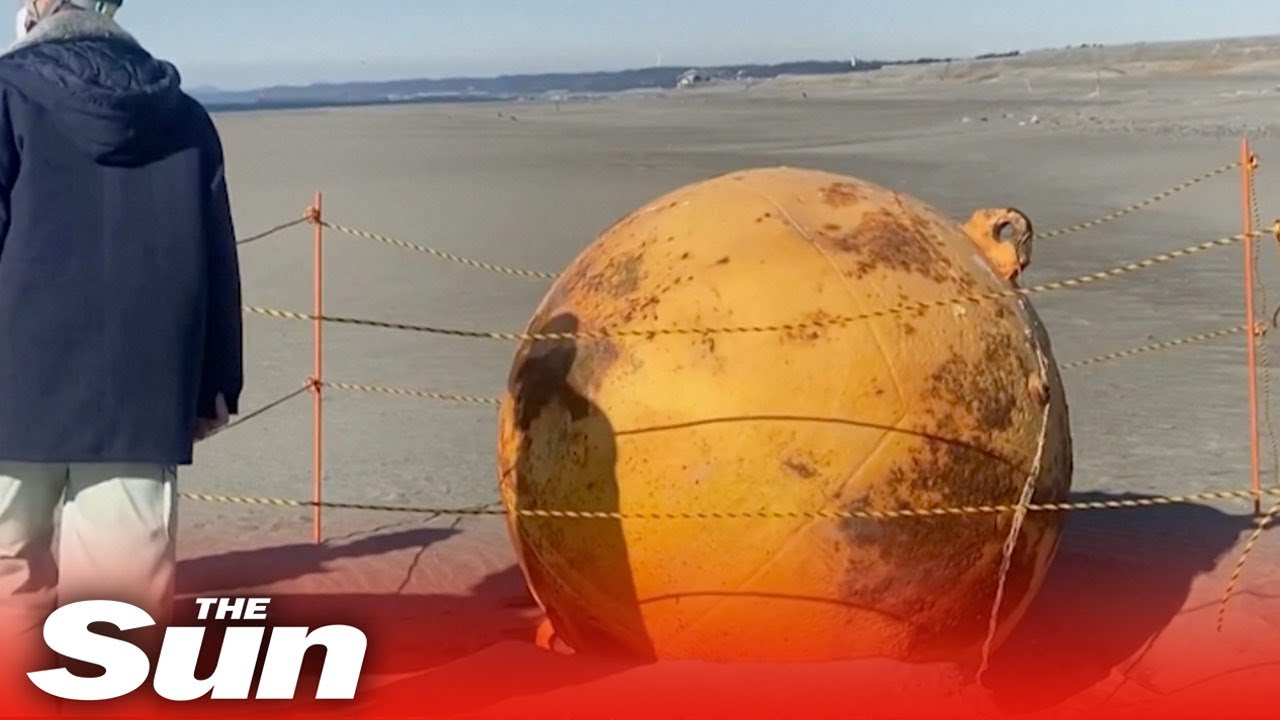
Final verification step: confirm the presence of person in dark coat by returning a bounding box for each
[0,0,243,687]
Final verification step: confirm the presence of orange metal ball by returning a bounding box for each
[497,168,1072,663]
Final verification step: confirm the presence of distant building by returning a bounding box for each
[676,68,712,88]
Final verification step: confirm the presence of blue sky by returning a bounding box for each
[19,0,1280,89]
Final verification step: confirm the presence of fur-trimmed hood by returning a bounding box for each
[6,5,137,55]
[0,9,184,164]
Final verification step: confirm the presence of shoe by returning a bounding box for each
[534,618,575,656]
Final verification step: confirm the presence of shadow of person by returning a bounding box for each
[982,491,1258,712]
[176,526,460,595]
[127,311,644,717]
[170,531,537,681]
[503,312,653,661]
[185,566,535,678]
[335,311,646,717]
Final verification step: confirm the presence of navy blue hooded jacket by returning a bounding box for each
[0,11,242,465]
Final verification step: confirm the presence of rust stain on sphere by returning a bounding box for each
[497,167,1073,663]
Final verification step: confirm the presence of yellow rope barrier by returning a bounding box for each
[1248,169,1279,487]
[181,486,1280,521]
[1218,499,1280,632]
[324,381,501,407]
[242,230,1262,342]
[979,401,1051,682]
[1217,153,1279,631]
[309,323,1243,412]
[1038,161,1241,240]
[236,216,311,247]
[321,220,559,279]
[312,160,1246,271]
[1060,326,1252,370]
[216,159,1278,630]
[204,384,312,439]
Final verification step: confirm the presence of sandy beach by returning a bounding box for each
[173,36,1280,716]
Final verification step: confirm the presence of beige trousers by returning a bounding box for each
[0,463,177,691]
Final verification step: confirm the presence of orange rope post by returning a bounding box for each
[311,192,325,543]
[1242,139,1262,516]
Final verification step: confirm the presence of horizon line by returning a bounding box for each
[188,31,1280,94]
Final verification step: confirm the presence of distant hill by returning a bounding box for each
[189,52,1046,112]
[191,34,1280,113]
[192,59,883,111]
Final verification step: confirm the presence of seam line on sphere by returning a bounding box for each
[665,514,827,644]
[827,406,911,519]
[745,181,911,412]
[746,182,913,414]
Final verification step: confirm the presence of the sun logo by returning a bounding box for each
[28,598,367,702]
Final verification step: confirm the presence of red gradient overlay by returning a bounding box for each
[2,495,1276,719]
[0,587,1275,720]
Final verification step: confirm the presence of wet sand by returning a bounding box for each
[175,37,1280,716]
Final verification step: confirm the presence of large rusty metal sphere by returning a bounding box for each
[497,167,1072,663]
